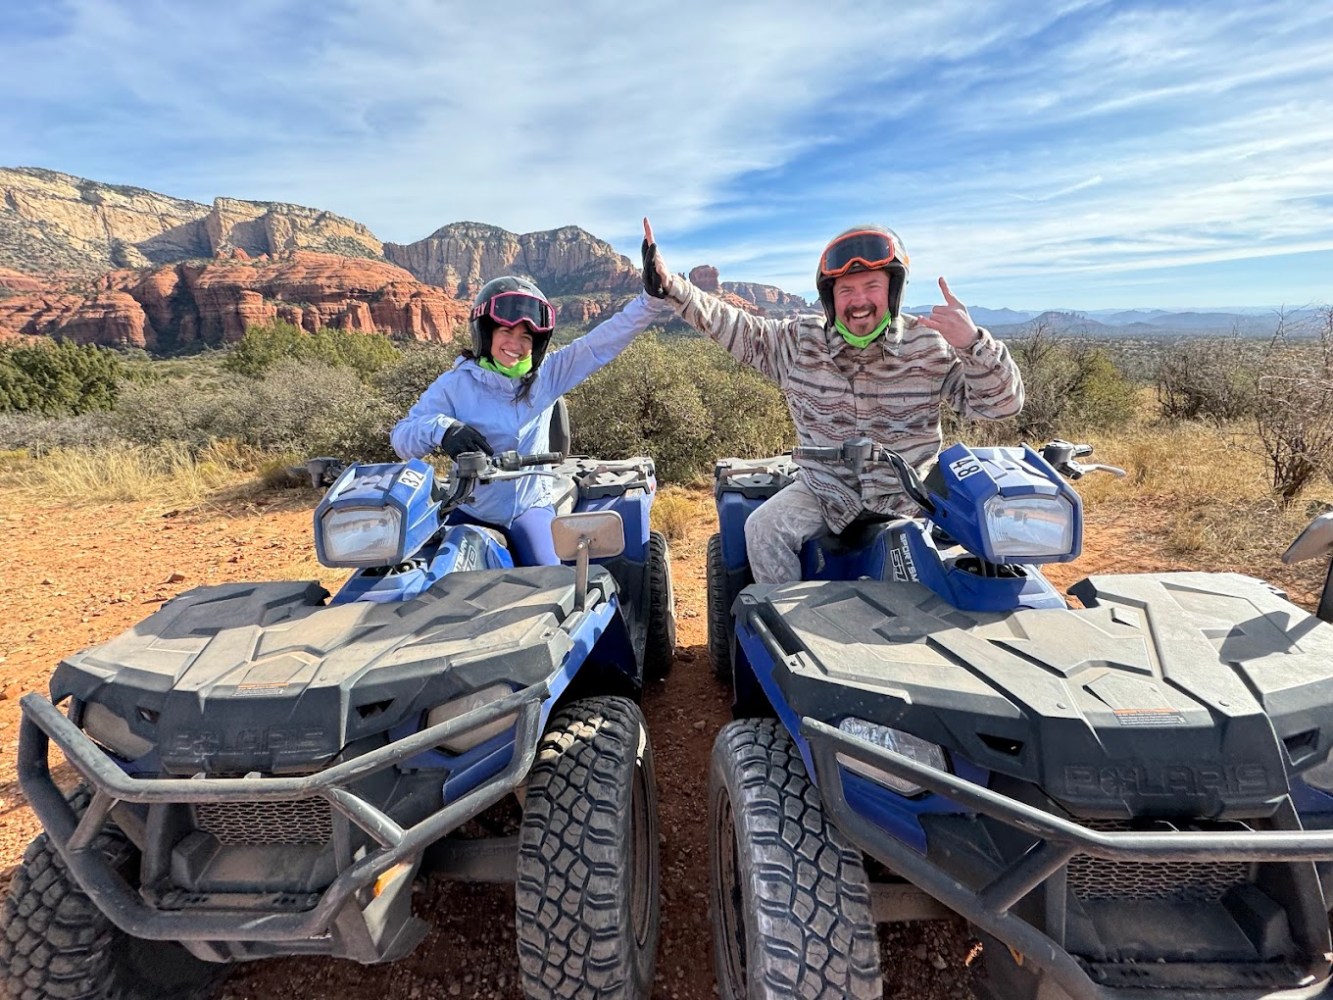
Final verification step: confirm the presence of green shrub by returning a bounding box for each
[566,335,794,483]
[223,321,400,380]
[0,340,124,415]
[374,341,466,418]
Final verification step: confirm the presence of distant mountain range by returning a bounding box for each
[914,306,1323,338]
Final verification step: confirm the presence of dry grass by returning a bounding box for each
[650,483,714,550]
[0,440,256,507]
[1058,418,1331,608]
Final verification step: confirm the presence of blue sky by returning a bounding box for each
[3,0,1331,310]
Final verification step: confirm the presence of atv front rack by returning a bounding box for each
[804,717,1333,1000]
[17,683,546,958]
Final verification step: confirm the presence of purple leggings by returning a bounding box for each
[450,505,559,567]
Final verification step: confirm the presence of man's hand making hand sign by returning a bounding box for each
[914,277,981,350]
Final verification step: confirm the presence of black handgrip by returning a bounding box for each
[520,452,564,467]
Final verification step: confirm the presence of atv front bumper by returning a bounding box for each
[17,683,546,963]
[804,717,1333,1000]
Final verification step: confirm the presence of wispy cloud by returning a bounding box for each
[1,0,1330,308]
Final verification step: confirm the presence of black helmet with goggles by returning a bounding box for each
[469,276,556,372]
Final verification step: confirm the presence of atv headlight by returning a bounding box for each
[81,701,154,761]
[836,718,949,797]
[426,685,517,754]
[318,505,403,565]
[983,494,1075,558]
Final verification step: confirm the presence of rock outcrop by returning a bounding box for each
[385,222,641,299]
[203,198,383,260]
[688,265,720,293]
[0,252,470,349]
[722,280,808,314]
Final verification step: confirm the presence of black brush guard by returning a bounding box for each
[17,683,546,960]
[804,717,1333,1000]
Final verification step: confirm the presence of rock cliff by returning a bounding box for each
[384,222,640,299]
[0,252,469,349]
[0,167,211,275]
[0,168,383,278]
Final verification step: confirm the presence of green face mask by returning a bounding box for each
[834,311,894,348]
[479,354,533,378]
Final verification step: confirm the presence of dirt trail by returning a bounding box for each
[0,489,1322,999]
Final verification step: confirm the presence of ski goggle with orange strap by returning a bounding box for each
[471,291,555,333]
[818,230,909,279]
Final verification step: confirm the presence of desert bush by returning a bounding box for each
[1254,345,1333,503]
[0,340,124,415]
[566,336,794,483]
[223,321,401,380]
[950,324,1137,444]
[0,411,125,454]
[111,360,397,462]
[374,341,466,417]
[1155,336,1258,423]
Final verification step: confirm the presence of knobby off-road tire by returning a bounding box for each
[643,530,676,682]
[516,696,660,1000]
[0,787,224,1000]
[706,532,734,682]
[709,719,882,1000]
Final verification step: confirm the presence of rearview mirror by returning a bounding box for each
[552,512,625,612]
[552,511,625,562]
[1282,512,1333,565]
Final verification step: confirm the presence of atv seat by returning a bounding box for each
[819,511,903,555]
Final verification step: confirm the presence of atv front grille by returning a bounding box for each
[195,799,333,846]
[1067,820,1249,902]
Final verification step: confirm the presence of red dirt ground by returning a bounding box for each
[0,488,1327,1000]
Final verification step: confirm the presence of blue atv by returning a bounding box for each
[4,439,675,1000]
[704,438,1333,1000]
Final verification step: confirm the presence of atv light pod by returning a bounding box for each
[314,459,441,568]
[426,684,518,754]
[81,700,154,761]
[836,717,949,797]
[928,443,1082,564]
[983,494,1076,558]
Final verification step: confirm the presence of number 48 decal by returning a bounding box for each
[948,456,983,480]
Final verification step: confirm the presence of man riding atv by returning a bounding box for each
[640,217,1024,583]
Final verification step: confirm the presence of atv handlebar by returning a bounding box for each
[791,438,935,513]
[435,450,565,509]
[1039,439,1126,480]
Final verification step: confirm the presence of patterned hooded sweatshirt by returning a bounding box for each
[661,275,1024,532]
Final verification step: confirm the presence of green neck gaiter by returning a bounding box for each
[479,354,533,378]
[834,312,894,348]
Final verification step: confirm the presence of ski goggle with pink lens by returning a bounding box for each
[472,291,555,333]
[818,230,909,279]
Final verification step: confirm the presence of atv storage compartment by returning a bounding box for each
[713,454,797,569]
[735,571,1333,998]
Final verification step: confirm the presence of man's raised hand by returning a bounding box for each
[915,277,981,349]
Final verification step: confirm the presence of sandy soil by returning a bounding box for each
[0,487,1327,1000]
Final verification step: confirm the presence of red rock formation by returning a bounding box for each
[0,251,471,349]
[688,265,720,293]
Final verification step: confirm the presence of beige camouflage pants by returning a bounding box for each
[743,479,831,584]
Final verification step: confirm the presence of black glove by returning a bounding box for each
[642,237,669,299]
[438,422,493,459]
